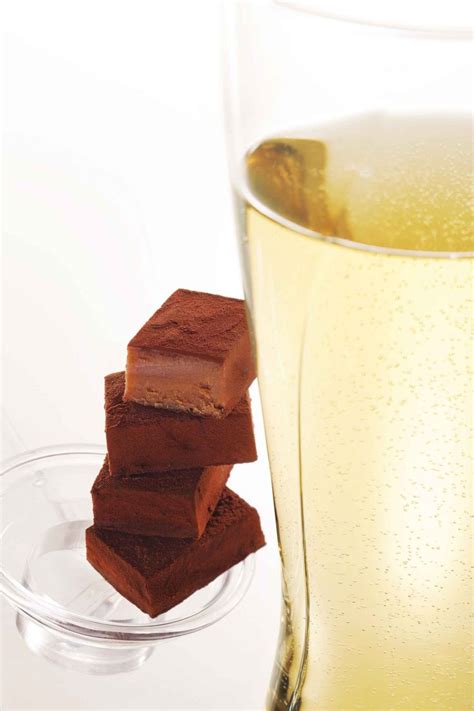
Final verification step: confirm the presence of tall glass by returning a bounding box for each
[224,2,473,709]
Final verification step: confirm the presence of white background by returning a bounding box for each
[2,1,280,709]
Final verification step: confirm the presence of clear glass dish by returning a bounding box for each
[0,444,255,674]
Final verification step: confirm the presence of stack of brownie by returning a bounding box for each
[86,289,265,618]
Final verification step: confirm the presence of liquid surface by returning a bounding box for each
[246,113,473,252]
[239,113,473,710]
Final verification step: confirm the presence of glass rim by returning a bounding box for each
[274,0,473,40]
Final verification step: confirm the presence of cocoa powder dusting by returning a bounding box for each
[128,289,249,361]
[92,457,229,494]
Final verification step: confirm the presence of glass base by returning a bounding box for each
[16,613,155,675]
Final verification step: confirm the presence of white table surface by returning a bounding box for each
[2,2,281,707]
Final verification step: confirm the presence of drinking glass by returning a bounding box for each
[224,2,473,709]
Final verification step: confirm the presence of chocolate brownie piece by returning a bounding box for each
[92,457,232,538]
[86,488,265,617]
[124,289,256,417]
[105,372,257,476]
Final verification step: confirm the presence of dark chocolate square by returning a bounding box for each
[124,289,256,417]
[92,457,232,538]
[86,487,266,617]
[105,372,257,477]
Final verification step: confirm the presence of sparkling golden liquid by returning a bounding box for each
[239,114,473,710]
